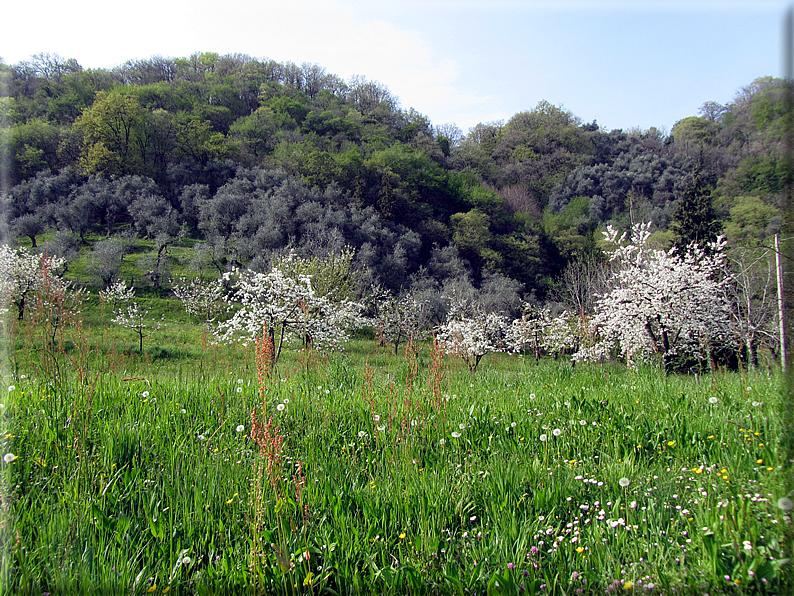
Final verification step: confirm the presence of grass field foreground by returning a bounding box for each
[1,311,792,595]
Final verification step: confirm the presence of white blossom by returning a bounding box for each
[507,305,581,358]
[105,281,164,352]
[99,279,135,307]
[0,245,67,321]
[372,288,432,354]
[573,222,733,370]
[172,276,225,324]
[436,299,509,373]
[214,258,364,359]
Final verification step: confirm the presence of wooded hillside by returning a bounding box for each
[1,52,788,300]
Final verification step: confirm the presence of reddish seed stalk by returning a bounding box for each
[250,407,284,499]
[255,324,275,404]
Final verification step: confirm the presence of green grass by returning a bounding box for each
[1,300,792,595]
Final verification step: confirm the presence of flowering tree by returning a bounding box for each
[543,312,581,358]
[436,299,509,373]
[101,280,164,353]
[215,264,363,361]
[507,304,580,361]
[0,245,66,321]
[172,277,225,327]
[372,287,433,355]
[573,222,733,372]
[507,304,552,361]
[3,247,88,383]
[99,279,135,307]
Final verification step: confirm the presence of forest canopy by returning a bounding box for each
[0,52,788,302]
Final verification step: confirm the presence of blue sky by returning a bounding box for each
[1,0,789,134]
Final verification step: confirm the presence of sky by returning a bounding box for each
[1,0,791,135]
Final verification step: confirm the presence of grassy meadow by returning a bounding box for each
[1,291,792,595]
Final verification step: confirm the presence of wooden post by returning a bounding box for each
[776,234,787,370]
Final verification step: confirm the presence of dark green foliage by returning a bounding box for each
[2,52,788,302]
[671,167,722,252]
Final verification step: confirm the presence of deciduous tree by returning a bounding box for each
[573,222,733,372]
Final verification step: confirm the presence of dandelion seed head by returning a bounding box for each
[619,477,630,487]
[553,428,562,437]
[6,386,14,392]
[451,431,462,438]
[276,403,286,412]
[142,391,149,398]
[777,497,794,511]
[236,425,245,433]
[540,434,548,442]
[3,453,15,463]
[709,396,719,404]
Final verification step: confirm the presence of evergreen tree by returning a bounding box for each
[671,165,722,254]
